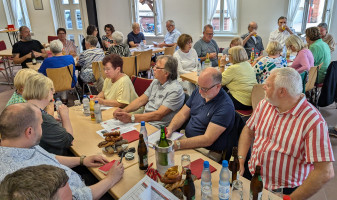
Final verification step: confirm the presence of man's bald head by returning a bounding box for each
[0,103,39,139]
[200,67,222,85]
[248,22,258,32]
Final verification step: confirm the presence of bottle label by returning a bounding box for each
[143,155,148,166]
[219,184,230,200]
[249,191,262,200]
[201,184,212,200]
[229,156,234,162]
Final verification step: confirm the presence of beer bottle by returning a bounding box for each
[250,165,263,200]
[250,48,255,63]
[31,50,37,65]
[204,53,211,67]
[228,147,240,185]
[183,169,195,200]
[138,134,148,170]
[158,126,169,166]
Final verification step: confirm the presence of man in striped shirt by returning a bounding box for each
[238,67,334,199]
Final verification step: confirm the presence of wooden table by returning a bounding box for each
[130,45,165,55]
[180,71,198,84]
[26,62,42,71]
[0,29,19,46]
[0,49,14,86]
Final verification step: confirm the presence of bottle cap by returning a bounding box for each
[56,98,60,101]
[203,161,209,168]
[198,58,201,61]
[283,195,291,200]
[95,100,98,103]
[89,95,94,99]
[141,121,145,126]
[83,95,87,98]
[222,160,228,167]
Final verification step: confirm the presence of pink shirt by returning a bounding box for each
[246,97,334,189]
[290,48,314,73]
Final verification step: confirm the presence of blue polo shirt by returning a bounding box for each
[127,31,145,47]
[185,88,235,151]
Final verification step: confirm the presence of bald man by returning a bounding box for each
[127,22,146,47]
[166,67,235,162]
[241,22,264,58]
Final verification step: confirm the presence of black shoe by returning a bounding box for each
[328,127,337,138]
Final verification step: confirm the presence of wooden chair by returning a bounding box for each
[251,84,265,111]
[164,44,177,55]
[46,64,80,100]
[92,61,106,80]
[122,56,137,77]
[0,40,14,88]
[131,75,153,96]
[305,66,319,92]
[306,63,323,107]
[135,49,152,77]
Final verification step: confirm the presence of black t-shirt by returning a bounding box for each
[12,40,44,68]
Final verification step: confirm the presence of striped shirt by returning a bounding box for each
[62,39,77,55]
[246,96,334,190]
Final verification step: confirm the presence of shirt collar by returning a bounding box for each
[274,95,306,116]
[0,145,37,160]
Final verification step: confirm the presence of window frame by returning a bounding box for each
[2,0,31,30]
[202,0,238,36]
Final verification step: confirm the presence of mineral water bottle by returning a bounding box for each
[140,121,148,148]
[197,58,202,76]
[140,41,145,50]
[82,95,90,116]
[55,98,62,120]
[201,161,212,200]
[94,101,102,123]
[219,160,230,200]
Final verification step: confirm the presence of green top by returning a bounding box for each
[6,91,26,107]
[309,39,331,83]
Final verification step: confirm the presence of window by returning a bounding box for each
[289,0,333,33]
[130,0,163,36]
[203,0,238,35]
[64,10,73,29]
[75,9,83,29]
[2,0,31,29]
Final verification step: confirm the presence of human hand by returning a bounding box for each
[114,112,132,123]
[58,104,69,120]
[166,127,173,138]
[158,43,165,48]
[83,155,109,167]
[113,108,124,118]
[32,51,42,57]
[209,52,217,59]
[106,161,124,186]
[250,30,257,37]
[95,97,105,105]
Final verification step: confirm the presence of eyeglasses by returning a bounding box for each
[198,83,220,92]
[205,33,214,36]
[153,65,165,70]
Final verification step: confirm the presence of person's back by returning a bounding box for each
[254,56,287,83]
[310,39,331,83]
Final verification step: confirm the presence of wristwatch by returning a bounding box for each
[131,114,135,123]
[175,140,181,150]
[80,155,86,166]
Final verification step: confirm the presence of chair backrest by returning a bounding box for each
[164,44,177,55]
[251,84,265,110]
[122,56,136,77]
[131,75,153,96]
[300,71,308,93]
[48,36,58,44]
[46,65,74,92]
[92,61,106,81]
[0,40,6,51]
[305,66,319,92]
[136,49,152,74]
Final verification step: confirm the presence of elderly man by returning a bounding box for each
[194,24,219,67]
[12,26,47,68]
[241,22,264,58]
[166,67,235,161]
[238,67,334,199]
[127,22,146,48]
[0,103,124,200]
[318,22,335,53]
[113,55,184,128]
[0,165,72,200]
[155,20,181,48]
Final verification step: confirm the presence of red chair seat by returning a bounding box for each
[131,75,153,97]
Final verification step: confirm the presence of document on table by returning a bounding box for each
[120,175,179,200]
[147,130,184,148]
[100,119,139,131]
[100,105,113,111]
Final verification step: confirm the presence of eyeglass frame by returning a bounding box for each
[198,82,220,92]
[153,65,166,70]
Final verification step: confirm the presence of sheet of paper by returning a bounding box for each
[100,105,113,111]
[147,130,184,148]
[152,41,158,45]
[120,175,179,200]
[100,119,139,131]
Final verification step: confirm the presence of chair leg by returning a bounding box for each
[87,84,92,95]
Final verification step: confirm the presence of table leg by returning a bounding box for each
[6,32,13,46]
[0,58,14,87]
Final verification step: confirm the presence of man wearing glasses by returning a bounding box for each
[155,20,181,48]
[166,67,235,162]
[194,24,219,67]
[113,55,184,128]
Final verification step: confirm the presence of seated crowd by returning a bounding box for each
[0,14,335,200]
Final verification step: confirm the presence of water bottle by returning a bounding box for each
[197,58,202,76]
[94,101,102,123]
[55,98,62,120]
[140,121,148,148]
[140,41,145,50]
[201,161,212,200]
[219,160,230,200]
[82,95,90,116]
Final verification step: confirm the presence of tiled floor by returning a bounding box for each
[0,68,336,200]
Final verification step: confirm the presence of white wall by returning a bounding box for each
[329,0,337,60]
[0,1,10,47]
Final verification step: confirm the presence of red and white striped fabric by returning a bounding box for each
[246,97,334,190]
[62,40,76,55]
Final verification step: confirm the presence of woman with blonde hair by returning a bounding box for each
[221,46,257,110]
[252,41,287,83]
[6,68,38,106]
[23,73,74,155]
[285,34,314,73]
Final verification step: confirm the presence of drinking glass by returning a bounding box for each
[181,154,191,169]
[73,100,82,111]
[268,187,283,200]
[231,179,243,200]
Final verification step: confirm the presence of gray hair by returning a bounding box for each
[318,22,328,30]
[271,67,303,97]
[157,55,178,81]
[203,24,214,32]
[85,35,98,47]
[50,40,63,54]
[166,20,175,26]
[111,31,124,44]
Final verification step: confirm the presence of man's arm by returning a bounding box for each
[289,162,334,200]
[174,122,226,150]
[238,125,255,175]
[13,53,30,64]
[129,41,137,48]
[123,94,149,113]
[166,105,191,137]
[242,32,255,46]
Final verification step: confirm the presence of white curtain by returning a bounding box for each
[287,0,301,27]
[155,0,163,34]
[206,0,219,24]
[20,0,30,29]
[226,0,237,30]
[4,0,31,29]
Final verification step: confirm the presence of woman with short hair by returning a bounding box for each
[6,68,38,106]
[82,25,103,51]
[285,35,314,73]
[252,41,287,83]
[221,46,257,110]
[173,34,198,95]
[57,28,77,56]
[107,31,131,57]
[102,24,115,50]
[23,73,74,155]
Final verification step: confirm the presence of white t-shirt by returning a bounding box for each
[173,48,198,75]
[269,29,292,46]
